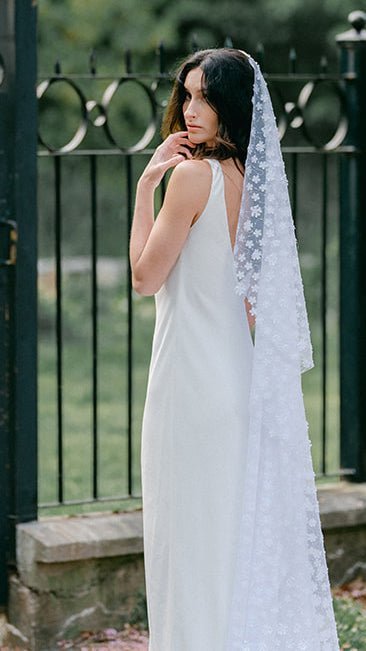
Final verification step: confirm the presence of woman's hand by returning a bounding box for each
[139,131,195,189]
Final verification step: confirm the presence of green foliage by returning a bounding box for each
[38,0,360,74]
[333,595,366,650]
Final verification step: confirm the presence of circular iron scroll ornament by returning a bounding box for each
[37,75,158,154]
[37,77,88,153]
[37,66,348,154]
[101,77,158,152]
[296,79,348,149]
[270,78,348,150]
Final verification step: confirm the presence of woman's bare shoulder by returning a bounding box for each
[165,159,213,222]
[167,158,212,202]
[169,158,211,184]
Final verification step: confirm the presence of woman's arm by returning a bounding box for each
[129,134,211,296]
[129,131,195,295]
[130,160,210,295]
[129,174,156,288]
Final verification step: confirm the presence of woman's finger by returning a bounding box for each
[175,137,195,148]
[169,130,190,139]
[155,143,193,162]
[168,132,195,147]
[161,154,186,171]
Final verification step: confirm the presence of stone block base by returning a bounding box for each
[9,509,145,650]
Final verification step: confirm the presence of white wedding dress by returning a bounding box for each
[140,158,254,651]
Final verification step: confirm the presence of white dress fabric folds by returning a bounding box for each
[141,159,254,651]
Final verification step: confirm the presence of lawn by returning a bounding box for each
[38,258,341,516]
[38,264,152,515]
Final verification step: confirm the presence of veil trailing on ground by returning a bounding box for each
[225,52,340,650]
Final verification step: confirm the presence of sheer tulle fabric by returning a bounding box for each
[225,53,340,650]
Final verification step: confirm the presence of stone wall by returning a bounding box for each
[318,482,366,584]
[9,510,146,650]
[8,482,366,651]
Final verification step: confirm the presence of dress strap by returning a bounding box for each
[203,158,223,189]
[203,158,235,256]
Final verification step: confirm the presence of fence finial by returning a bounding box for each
[348,10,366,33]
[319,55,328,74]
[289,47,297,73]
[336,10,366,42]
[157,41,165,74]
[191,34,199,52]
[89,48,97,75]
[124,48,132,74]
[255,42,264,69]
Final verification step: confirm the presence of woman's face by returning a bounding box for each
[182,67,219,147]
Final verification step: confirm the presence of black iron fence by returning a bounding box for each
[36,52,170,512]
[35,37,356,515]
[1,2,366,608]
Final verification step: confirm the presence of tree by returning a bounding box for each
[38,0,355,74]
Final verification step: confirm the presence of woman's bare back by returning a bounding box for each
[190,157,244,251]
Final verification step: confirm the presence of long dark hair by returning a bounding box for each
[161,48,254,172]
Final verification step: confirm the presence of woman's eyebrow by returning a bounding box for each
[183,84,202,94]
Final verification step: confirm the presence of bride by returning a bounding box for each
[129,47,340,651]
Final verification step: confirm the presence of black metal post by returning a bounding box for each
[336,11,366,482]
[0,0,38,609]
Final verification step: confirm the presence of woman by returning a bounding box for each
[129,49,339,651]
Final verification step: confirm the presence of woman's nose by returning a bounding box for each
[184,101,197,119]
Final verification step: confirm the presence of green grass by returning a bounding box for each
[38,268,154,515]
[333,594,366,650]
[38,262,342,517]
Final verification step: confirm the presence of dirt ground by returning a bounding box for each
[56,624,149,650]
[56,578,366,650]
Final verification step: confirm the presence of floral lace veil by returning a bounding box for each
[224,51,340,650]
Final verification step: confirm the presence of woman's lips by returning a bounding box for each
[187,125,202,130]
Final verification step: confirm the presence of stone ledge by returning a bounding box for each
[18,508,144,563]
[17,508,144,588]
[16,482,366,584]
[318,481,366,529]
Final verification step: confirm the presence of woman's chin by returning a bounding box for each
[187,134,205,145]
